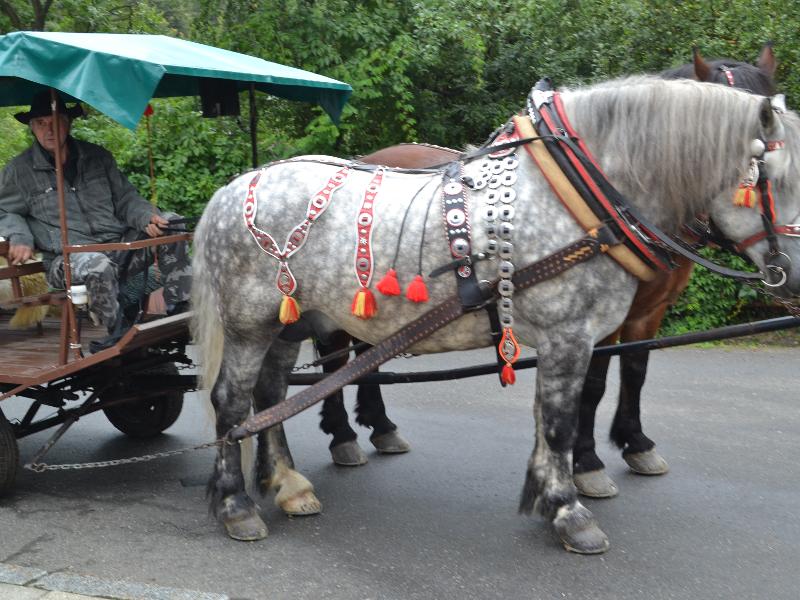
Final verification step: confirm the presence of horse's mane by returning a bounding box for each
[773,109,800,191]
[560,76,769,232]
[661,59,776,96]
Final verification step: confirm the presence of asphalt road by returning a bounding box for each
[0,345,798,600]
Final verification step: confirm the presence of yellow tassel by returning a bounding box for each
[733,184,755,208]
[351,287,377,319]
[279,295,301,324]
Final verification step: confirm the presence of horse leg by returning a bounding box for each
[610,311,670,476]
[519,335,609,554]
[254,337,323,515]
[573,332,620,498]
[317,331,368,466]
[352,341,411,455]
[207,336,271,541]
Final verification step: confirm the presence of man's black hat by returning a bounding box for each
[14,90,84,124]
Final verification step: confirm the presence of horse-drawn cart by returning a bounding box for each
[0,31,353,495]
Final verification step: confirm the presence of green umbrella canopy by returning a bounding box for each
[0,31,352,129]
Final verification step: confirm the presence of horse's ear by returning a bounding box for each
[757,42,777,78]
[692,46,711,81]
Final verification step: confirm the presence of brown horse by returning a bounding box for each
[317,46,779,490]
[573,44,778,497]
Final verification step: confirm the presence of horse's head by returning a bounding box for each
[691,44,777,96]
[708,99,800,297]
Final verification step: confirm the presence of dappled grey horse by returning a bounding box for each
[193,77,800,554]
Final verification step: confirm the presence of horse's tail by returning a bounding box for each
[191,205,225,391]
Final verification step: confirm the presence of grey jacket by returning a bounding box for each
[0,137,155,263]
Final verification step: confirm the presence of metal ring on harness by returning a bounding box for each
[763,266,788,288]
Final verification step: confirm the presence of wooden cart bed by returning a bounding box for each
[0,312,191,389]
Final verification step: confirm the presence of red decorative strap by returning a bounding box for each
[353,169,384,289]
[736,224,800,251]
[244,166,351,302]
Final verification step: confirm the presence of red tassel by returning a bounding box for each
[144,103,154,117]
[279,295,301,324]
[501,363,516,385]
[351,287,377,319]
[376,268,401,296]
[405,274,429,303]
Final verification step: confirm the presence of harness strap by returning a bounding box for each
[227,229,614,441]
[534,94,673,271]
[513,114,654,281]
[526,93,766,282]
[735,223,800,252]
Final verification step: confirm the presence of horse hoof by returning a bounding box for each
[331,440,368,466]
[370,430,411,454]
[224,513,268,541]
[553,506,610,555]
[624,449,669,475]
[280,490,322,516]
[574,470,619,498]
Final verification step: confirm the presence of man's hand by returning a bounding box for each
[145,214,169,238]
[8,244,34,265]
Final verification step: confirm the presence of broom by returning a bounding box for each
[0,257,50,328]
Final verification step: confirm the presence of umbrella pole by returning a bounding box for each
[50,88,81,362]
[249,84,258,168]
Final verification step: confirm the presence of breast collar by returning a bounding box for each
[526,81,673,273]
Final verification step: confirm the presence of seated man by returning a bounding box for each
[0,91,191,339]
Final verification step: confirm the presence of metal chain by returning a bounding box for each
[291,349,415,371]
[24,439,223,472]
[743,279,800,317]
[291,361,320,372]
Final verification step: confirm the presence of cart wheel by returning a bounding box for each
[103,364,184,438]
[0,410,19,497]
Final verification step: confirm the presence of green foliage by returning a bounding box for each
[2,0,800,331]
[661,249,760,335]
[0,108,30,165]
[71,99,250,217]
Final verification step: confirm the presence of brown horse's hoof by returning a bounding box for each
[224,513,268,541]
[553,504,610,555]
[624,449,669,475]
[370,430,411,454]
[574,470,619,498]
[331,440,368,466]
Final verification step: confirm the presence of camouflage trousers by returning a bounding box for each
[46,216,192,328]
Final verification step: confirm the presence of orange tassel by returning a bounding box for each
[734,184,755,208]
[501,363,516,385]
[351,287,377,319]
[405,274,429,303]
[376,268,401,296]
[279,295,301,324]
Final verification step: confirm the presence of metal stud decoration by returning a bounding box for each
[475,134,522,384]
[351,168,385,319]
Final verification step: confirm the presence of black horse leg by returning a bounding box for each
[610,349,669,475]
[317,331,367,466]
[572,351,619,498]
[353,340,411,454]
